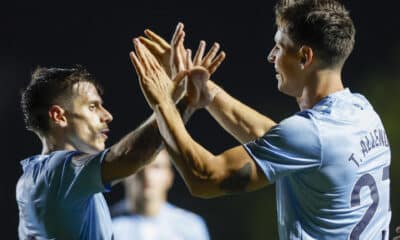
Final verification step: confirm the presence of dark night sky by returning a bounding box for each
[1,1,399,239]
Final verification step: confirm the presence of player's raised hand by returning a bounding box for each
[186,41,226,108]
[139,23,186,79]
[170,22,187,77]
[130,39,187,110]
[193,41,225,74]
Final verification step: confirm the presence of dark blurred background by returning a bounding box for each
[1,1,399,239]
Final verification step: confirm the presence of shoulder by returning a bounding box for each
[48,150,81,166]
[17,151,80,196]
[265,111,320,148]
[19,150,79,175]
[278,111,318,135]
[71,149,110,165]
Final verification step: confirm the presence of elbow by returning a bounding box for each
[252,123,277,139]
[180,154,225,198]
[253,126,269,139]
[185,174,222,199]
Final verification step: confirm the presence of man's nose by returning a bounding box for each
[267,50,275,63]
[101,107,113,123]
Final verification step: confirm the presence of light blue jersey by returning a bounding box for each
[112,201,209,240]
[16,150,113,240]
[244,89,391,240]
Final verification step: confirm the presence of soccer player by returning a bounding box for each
[16,23,224,239]
[131,1,391,239]
[111,150,210,240]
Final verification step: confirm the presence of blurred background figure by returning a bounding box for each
[111,149,210,240]
[394,226,400,240]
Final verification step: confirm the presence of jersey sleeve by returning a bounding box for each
[243,112,322,183]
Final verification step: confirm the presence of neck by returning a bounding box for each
[128,196,165,217]
[39,134,76,155]
[297,69,344,111]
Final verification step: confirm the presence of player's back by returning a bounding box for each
[291,88,391,239]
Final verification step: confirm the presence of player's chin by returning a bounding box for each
[277,82,297,97]
[277,80,286,93]
[90,141,106,153]
[96,142,106,151]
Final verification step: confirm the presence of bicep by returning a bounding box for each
[215,145,269,194]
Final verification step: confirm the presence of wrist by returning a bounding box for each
[177,97,197,123]
[205,80,222,108]
[157,97,175,110]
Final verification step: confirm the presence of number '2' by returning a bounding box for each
[350,166,390,240]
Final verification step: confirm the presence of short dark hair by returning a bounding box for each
[275,0,355,67]
[21,66,103,134]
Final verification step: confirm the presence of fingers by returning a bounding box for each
[178,42,187,69]
[134,38,162,73]
[186,49,193,69]
[139,36,164,56]
[141,43,162,71]
[193,41,206,66]
[129,51,145,78]
[172,30,186,73]
[202,42,220,65]
[171,22,184,46]
[192,41,225,74]
[144,29,170,50]
[170,23,186,74]
[133,39,152,72]
[208,51,226,74]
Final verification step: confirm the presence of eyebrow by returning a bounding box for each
[87,99,103,105]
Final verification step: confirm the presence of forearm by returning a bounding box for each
[102,115,161,182]
[206,81,277,143]
[102,99,194,183]
[155,100,225,198]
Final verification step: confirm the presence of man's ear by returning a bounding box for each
[298,45,314,69]
[48,105,68,128]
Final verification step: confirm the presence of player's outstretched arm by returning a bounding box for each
[131,40,269,198]
[205,81,277,143]
[99,25,192,184]
[156,101,269,198]
[173,35,276,143]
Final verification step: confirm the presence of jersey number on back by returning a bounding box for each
[350,166,390,240]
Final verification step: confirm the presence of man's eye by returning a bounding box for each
[89,104,96,111]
